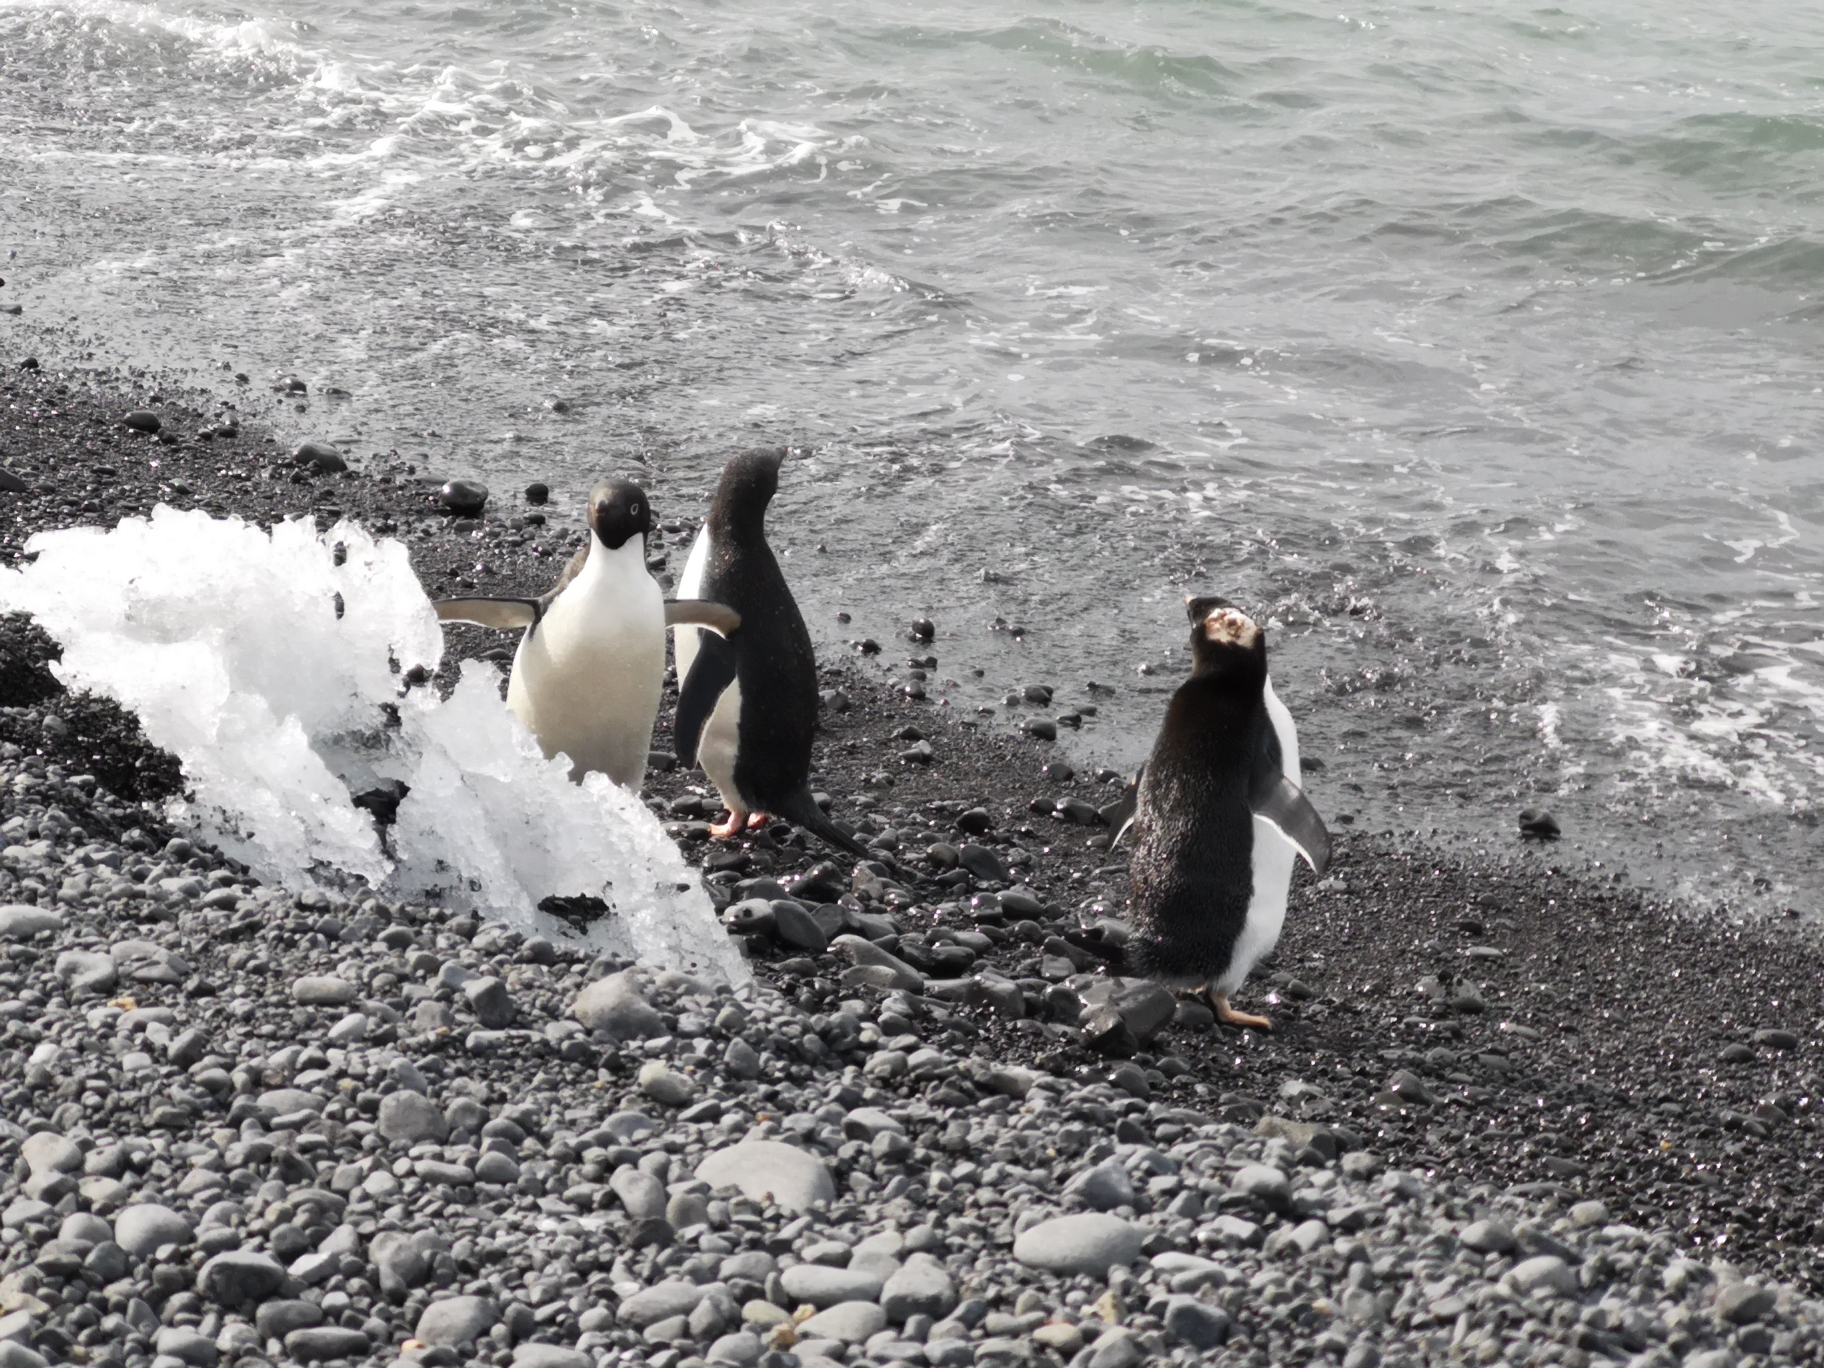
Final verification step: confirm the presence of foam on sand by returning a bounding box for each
[0,506,746,982]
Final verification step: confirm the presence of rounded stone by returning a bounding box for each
[291,975,357,1005]
[797,1301,888,1345]
[1459,1219,1515,1254]
[1011,1214,1146,1277]
[780,1264,883,1309]
[378,1089,449,1144]
[0,906,62,940]
[573,971,663,1041]
[197,1250,286,1306]
[1231,1164,1291,1206]
[1506,1255,1575,1298]
[881,1253,957,1323]
[696,1141,836,1215]
[285,1326,370,1362]
[513,1346,592,1368]
[293,442,347,474]
[617,1279,708,1329]
[114,1203,195,1259]
[638,1061,699,1107]
[415,1295,499,1346]
[439,479,489,517]
[121,410,161,433]
[21,1132,82,1177]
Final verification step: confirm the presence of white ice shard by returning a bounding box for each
[0,506,747,982]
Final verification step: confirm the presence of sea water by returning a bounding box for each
[2,0,1820,912]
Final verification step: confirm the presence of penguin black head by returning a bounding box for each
[709,447,786,540]
[1185,595,1267,683]
[587,479,652,551]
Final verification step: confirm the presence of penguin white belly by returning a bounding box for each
[672,523,711,686]
[1216,673,1303,994]
[671,521,748,810]
[507,542,664,787]
[1218,820,1293,993]
[696,678,745,811]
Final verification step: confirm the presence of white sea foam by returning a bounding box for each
[0,507,747,982]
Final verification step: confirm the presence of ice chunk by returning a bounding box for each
[0,506,746,982]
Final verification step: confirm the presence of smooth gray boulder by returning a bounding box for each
[378,1090,448,1144]
[0,906,61,940]
[20,1133,81,1177]
[617,1279,710,1329]
[414,1295,499,1346]
[196,1251,285,1306]
[881,1253,957,1322]
[573,971,663,1040]
[1064,1156,1135,1212]
[1012,1214,1146,1277]
[512,1346,593,1368]
[114,1203,194,1258]
[696,1141,835,1214]
[291,976,356,1005]
[780,1264,883,1309]
[610,1166,668,1219]
[797,1302,887,1344]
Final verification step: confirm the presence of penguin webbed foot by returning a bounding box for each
[708,811,749,840]
[1209,990,1273,1033]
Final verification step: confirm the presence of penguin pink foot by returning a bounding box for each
[1210,991,1273,1033]
[709,810,749,839]
[746,813,770,831]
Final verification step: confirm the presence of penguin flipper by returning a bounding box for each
[674,629,739,767]
[664,600,742,636]
[1251,773,1331,876]
[773,787,871,860]
[1105,765,1145,848]
[434,597,541,630]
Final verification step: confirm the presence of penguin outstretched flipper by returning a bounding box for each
[436,597,543,630]
[1251,773,1331,876]
[1106,765,1145,848]
[665,601,741,635]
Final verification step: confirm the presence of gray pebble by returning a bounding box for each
[415,1294,499,1346]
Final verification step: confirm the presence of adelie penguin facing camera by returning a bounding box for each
[1123,596,1330,1031]
[435,478,738,789]
[671,448,868,857]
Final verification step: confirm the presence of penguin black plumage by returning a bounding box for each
[672,448,868,857]
[1124,596,1330,1030]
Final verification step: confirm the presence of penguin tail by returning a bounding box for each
[774,788,871,860]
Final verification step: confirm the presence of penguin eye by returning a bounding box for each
[630,503,641,517]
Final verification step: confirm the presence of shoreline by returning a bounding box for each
[1,355,1822,1368]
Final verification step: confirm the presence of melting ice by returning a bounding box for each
[0,506,747,983]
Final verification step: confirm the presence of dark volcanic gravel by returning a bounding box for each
[1,357,1822,1368]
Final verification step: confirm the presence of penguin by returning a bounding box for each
[435,478,739,788]
[1123,596,1330,1031]
[670,448,868,857]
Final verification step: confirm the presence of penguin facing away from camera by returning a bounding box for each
[671,448,868,857]
[435,478,739,789]
[1123,596,1330,1031]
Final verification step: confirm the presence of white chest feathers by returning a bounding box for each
[507,538,664,787]
[1218,675,1303,993]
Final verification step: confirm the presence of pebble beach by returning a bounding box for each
[0,360,1822,1368]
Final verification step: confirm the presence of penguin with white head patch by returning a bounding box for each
[1123,595,1330,1030]
[672,448,868,856]
[436,479,738,789]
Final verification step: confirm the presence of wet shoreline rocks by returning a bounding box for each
[0,360,1822,1368]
